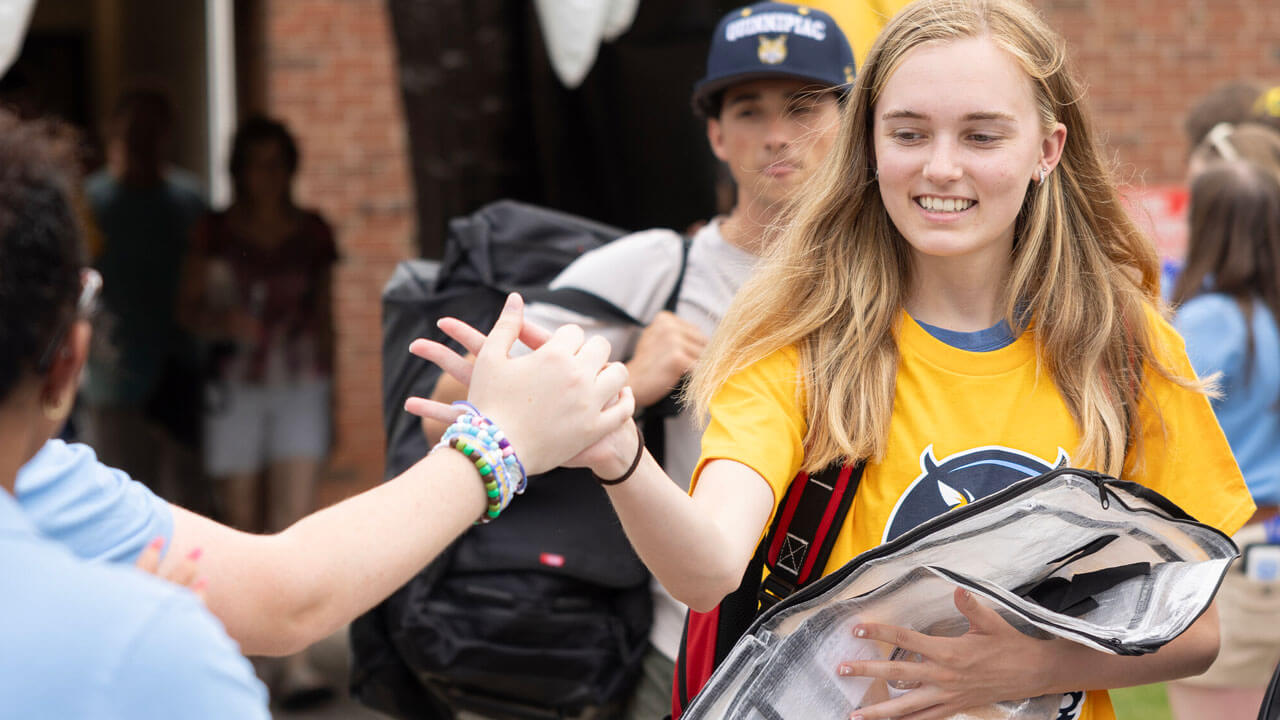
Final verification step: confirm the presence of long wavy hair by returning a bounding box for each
[690,0,1176,476]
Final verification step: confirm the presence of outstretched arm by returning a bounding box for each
[406,313,772,613]
[160,294,634,655]
[166,448,488,655]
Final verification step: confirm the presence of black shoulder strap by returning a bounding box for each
[645,234,695,468]
[757,462,865,611]
[516,233,691,327]
[663,234,694,313]
[518,285,643,326]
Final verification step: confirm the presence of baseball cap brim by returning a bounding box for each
[692,70,850,116]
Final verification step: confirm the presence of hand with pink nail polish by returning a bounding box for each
[133,537,209,606]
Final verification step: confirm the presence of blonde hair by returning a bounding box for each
[690,0,1175,476]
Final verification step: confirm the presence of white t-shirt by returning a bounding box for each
[525,218,757,659]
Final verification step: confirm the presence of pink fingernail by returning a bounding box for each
[838,664,852,677]
[854,627,867,638]
[148,536,165,550]
[187,547,203,562]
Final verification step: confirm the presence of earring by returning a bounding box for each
[42,389,73,423]
[1038,166,1049,184]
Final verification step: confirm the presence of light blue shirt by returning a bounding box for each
[0,487,268,718]
[1176,293,1280,505]
[15,439,174,562]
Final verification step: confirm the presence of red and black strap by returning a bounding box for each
[671,461,862,719]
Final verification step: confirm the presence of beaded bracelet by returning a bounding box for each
[450,402,528,493]
[436,406,528,523]
[445,434,508,520]
[452,401,529,484]
[438,426,513,523]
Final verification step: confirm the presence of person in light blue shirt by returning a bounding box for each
[0,111,268,718]
[0,492,270,718]
[1169,159,1280,719]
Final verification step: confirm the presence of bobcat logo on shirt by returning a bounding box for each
[882,444,1068,542]
[757,35,788,64]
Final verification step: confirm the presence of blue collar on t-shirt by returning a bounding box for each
[915,317,1017,352]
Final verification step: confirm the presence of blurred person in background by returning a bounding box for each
[1185,81,1268,150]
[1165,119,1280,297]
[178,115,339,708]
[81,89,208,514]
[1168,160,1280,720]
[1188,122,1280,182]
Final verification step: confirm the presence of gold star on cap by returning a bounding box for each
[797,7,810,14]
[741,8,751,16]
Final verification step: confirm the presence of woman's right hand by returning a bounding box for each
[405,293,635,476]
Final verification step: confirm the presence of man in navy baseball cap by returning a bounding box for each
[688,2,854,250]
[693,2,855,118]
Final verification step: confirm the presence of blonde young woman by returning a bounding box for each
[415,1,1253,718]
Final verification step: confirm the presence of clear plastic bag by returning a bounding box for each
[683,470,1238,720]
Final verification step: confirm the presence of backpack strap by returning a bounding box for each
[663,234,694,313]
[644,234,694,468]
[516,233,691,328]
[519,285,643,327]
[672,460,863,719]
[758,462,865,611]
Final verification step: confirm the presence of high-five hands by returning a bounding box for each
[405,293,635,476]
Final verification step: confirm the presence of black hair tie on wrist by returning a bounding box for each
[594,424,645,486]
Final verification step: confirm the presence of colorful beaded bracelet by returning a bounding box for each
[435,406,528,523]
[447,436,507,520]
[453,401,528,486]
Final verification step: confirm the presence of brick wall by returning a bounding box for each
[1033,0,1280,185]
[259,0,414,501]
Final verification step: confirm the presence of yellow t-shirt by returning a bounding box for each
[695,311,1254,720]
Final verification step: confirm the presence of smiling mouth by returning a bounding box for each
[915,196,976,213]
